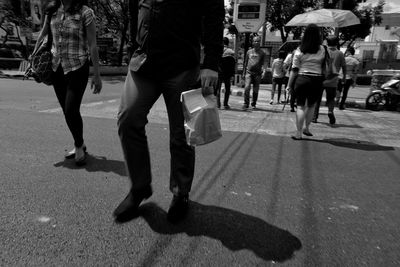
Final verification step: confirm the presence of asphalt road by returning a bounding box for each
[1,78,400,266]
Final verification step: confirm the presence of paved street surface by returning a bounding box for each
[1,77,400,266]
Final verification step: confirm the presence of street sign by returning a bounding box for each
[233,0,266,33]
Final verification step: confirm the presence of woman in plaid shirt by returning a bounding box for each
[33,0,102,165]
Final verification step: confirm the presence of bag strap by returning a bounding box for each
[45,14,53,50]
[323,45,330,65]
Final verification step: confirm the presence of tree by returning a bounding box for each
[0,0,31,59]
[265,0,321,42]
[89,0,130,66]
[338,0,385,47]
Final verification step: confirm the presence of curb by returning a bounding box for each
[225,87,366,110]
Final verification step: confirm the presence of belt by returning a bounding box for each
[299,72,322,77]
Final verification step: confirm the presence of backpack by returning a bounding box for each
[322,45,337,80]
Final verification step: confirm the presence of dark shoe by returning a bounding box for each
[75,154,87,166]
[290,108,295,112]
[113,186,153,223]
[339,104,345,110]
[167,194,189,224]
[65,145,87,159]
[242,104,249,110]
[224,105,231,110]
[74,145,87,166]
[291,135,302,140]
[302,130,313,137]
[251,105,256,110]
[328,112,336,125]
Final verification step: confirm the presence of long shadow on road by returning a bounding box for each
[53,154,126,176]
[304,137,394,151]
[138,202,302,263]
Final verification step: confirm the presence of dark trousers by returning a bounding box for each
[271,77,284,102]
[244,72,261,107]
[337,79,353,108]
[118,68,198,195]
[314,86,337,120]
[52,62,89,147]
[215,75,232,107]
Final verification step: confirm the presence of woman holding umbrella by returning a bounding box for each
[286,24,327,140]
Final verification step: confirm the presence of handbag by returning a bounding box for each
[25,15,54,86]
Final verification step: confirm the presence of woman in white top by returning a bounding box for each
[286,24,326,140]
[270,50,286,104]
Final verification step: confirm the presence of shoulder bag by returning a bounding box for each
[25,15,54,86]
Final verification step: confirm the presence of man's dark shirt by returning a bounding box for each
[132,0,225,78]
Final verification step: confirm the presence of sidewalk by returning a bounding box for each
[227,83,370,109]
[1,66,370,109]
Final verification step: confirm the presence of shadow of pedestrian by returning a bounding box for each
[224,107,283,113]
[254,107,284,113]
[305,138,394,151]
[53,154,126,176]
[138,202,302,263]
[319,122,363,128]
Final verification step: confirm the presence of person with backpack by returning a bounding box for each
[313,35,346,124]
[270,50,286,105]
[286,24,328,140]
[215,37,236,109]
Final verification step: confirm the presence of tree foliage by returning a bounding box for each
[266,0,321,42]
[0,0,31,58]
[266,0,384,46]
[89,0,130,65]
[338,0,385,47]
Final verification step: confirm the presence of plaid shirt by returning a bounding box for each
[50,5,95,74]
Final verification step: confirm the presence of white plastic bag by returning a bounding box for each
[181,89,222,146]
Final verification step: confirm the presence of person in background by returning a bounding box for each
[270,50,286,105]
[215,37,235,109]
[336,46,359,110]
[313,35,346,124]
[32,0,102,165]
[114,0,225,224]
[284,48,297,112]
[242,36,267,110]
[286,24,326,140]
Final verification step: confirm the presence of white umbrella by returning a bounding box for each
[285,9,360,28]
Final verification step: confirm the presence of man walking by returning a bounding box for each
[242,36,267,110]
[313,35,346,124]
[215,37,236,109]
[337,46,359,110]
[114,0,225,223]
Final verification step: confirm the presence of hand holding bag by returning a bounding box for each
[181,88,222,146]
[25,15,54,85]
